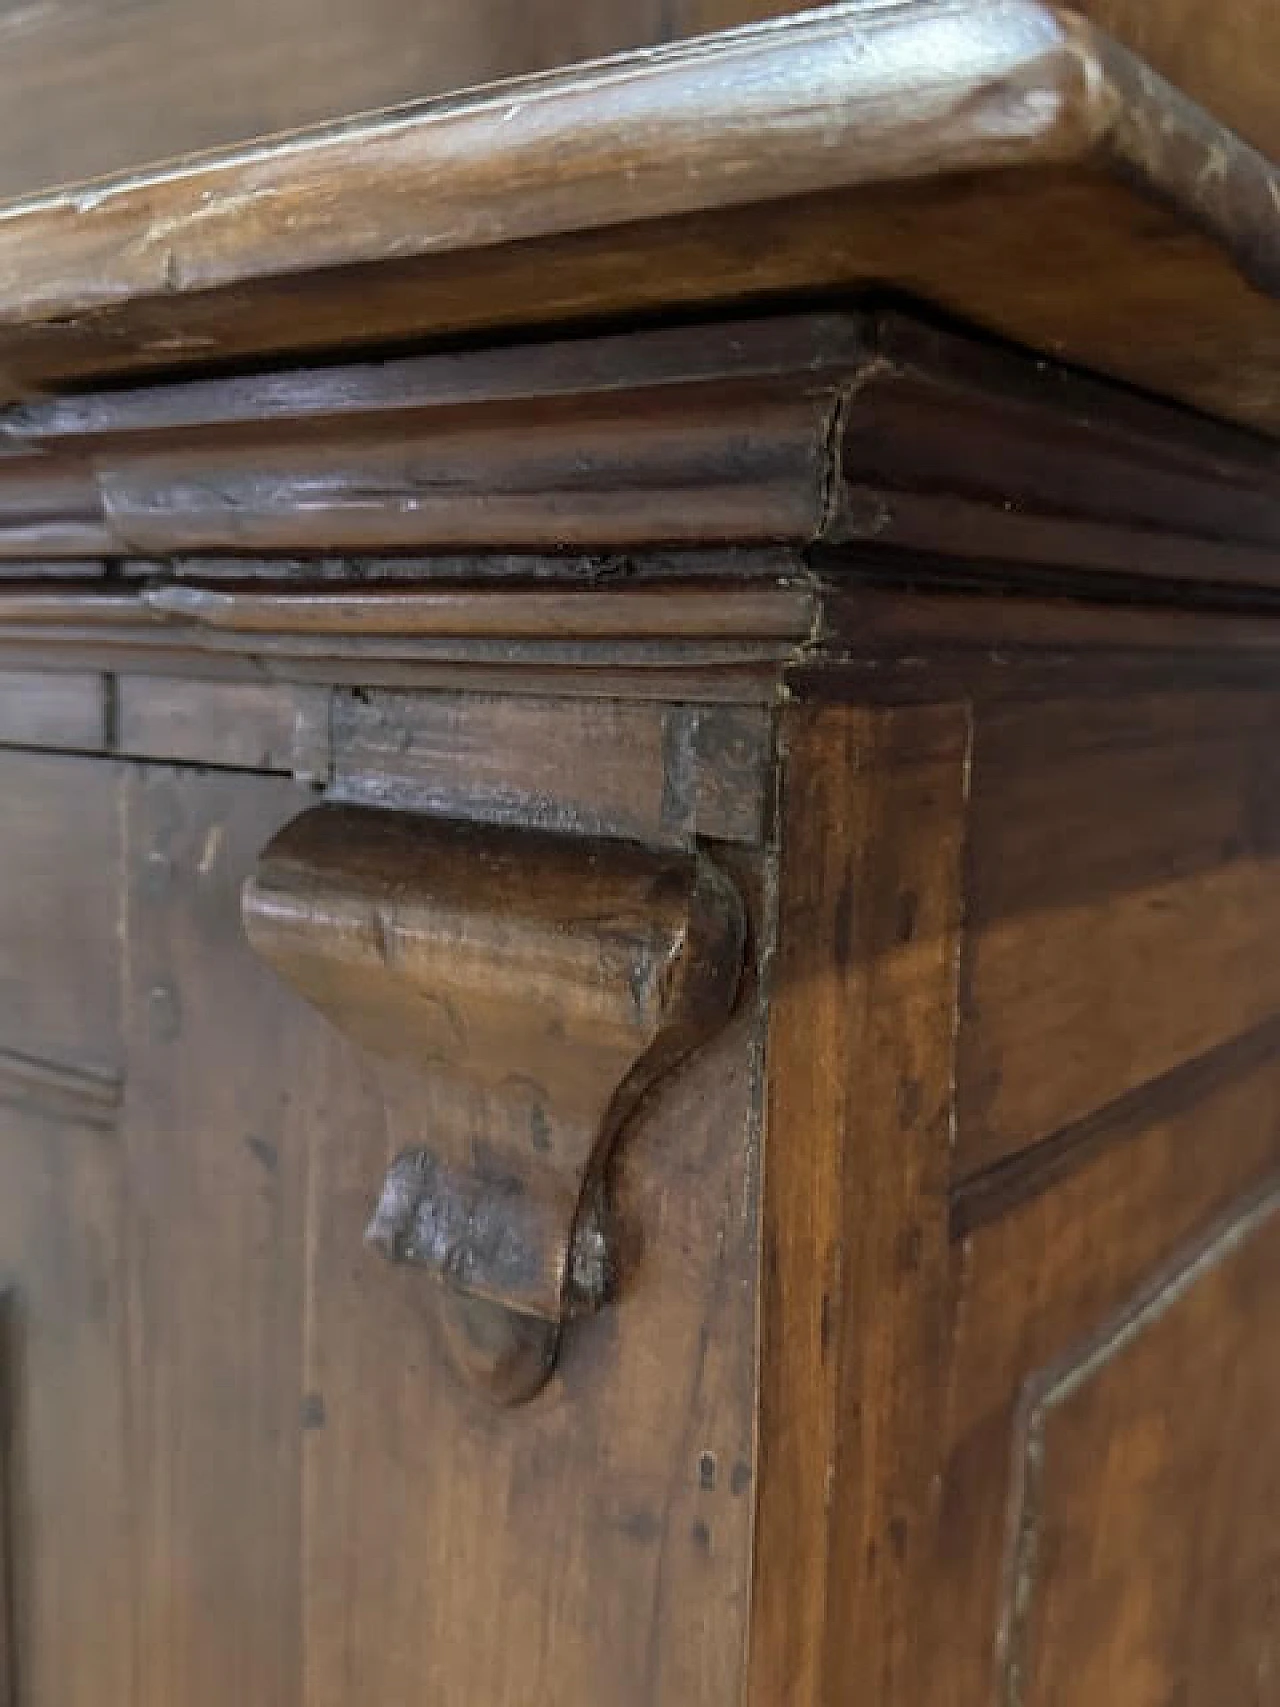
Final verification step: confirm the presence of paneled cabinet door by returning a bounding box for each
[0,751,761,1707]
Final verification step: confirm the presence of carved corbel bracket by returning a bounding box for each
[242,804,745,1403]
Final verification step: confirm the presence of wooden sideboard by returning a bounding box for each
[0,3,1278,1704]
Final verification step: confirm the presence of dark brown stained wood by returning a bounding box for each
[0,750,766,1702]
[144,581,817,640]
[331,690,771,846]
[749,701,969,1706]
[0,670,105,752]
[91,391,832,556]
[933,1037,1280,1707]
[4,313,1280,574]
[793,586,1280,714]
[116,677,330,779]
[0,578,817,701]
[826,318,1280,561]
[0,578,816,641]
[120,766,314,1707]
[0,6,1272,431]
[0,0,800,205]
[0,752,122,1076]
[956,688,1280,1178]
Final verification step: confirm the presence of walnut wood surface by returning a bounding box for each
[8,620,1280,1700]
[750,700,969,1704]
[243,803,745,1396]
[936,1034,1280,1707]
[0,756,764,1702]
[958,689,1280,1178]
[1,312,1279,596]
[0,4,1272,431]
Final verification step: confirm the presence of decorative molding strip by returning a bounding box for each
[0,1046,122,1130]
[0,314,1275,576]
[0,576,821,698]
[0,5,1269,426]
[243,805,746,1400]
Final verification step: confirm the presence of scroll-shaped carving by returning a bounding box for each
[243,804,744,1402]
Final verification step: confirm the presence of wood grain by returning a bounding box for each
[299,969,763,1706]
[1077,0,1280,158]
[0,670,105,752]
[243,802,745,1395]
[749,700,969,1706]
[1,310,1278,581]
[116,677,329,778]
[0,756,129,1706]
[0,752,122,1075]
[0,1108,135,1707]
[958,688,1280,1176]
[934,1033,1280,1707]
[331,690,771,847]
[1005,1183,1280,1706]
[0,5,1270,429]
[0,0,799,204]
[3,312,1279,575]
[0,1047,121,1130]
[120,766,314,1707]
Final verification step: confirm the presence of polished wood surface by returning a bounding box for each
[0,4,1273,433]
[4,313,1278,574]
[244,803,745,1399]
[752,700,968,1706]
[0,60,1279,1687]
[0,0,1273,214]
[0,755,764,1703]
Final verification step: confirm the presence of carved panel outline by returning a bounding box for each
[998,1175,1280,1706]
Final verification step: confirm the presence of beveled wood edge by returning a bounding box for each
[998,1176,1280,1696]
[0,579,820,657]
[0,1044,122,1129]
[0,0,1270,353]
[0,309,1277,571]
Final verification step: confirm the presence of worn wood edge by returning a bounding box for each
[0,2,1108,329]
[0,644,788,703]
[0,670,773,845]
[0,0,1267,390]
[0,579,821,697]
[0,580,819,639]
[329,691,774,847]
[1,314,870,443]
[1,311,1277,568]
[0,1045,122,1129]
[748,700,969,1704]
